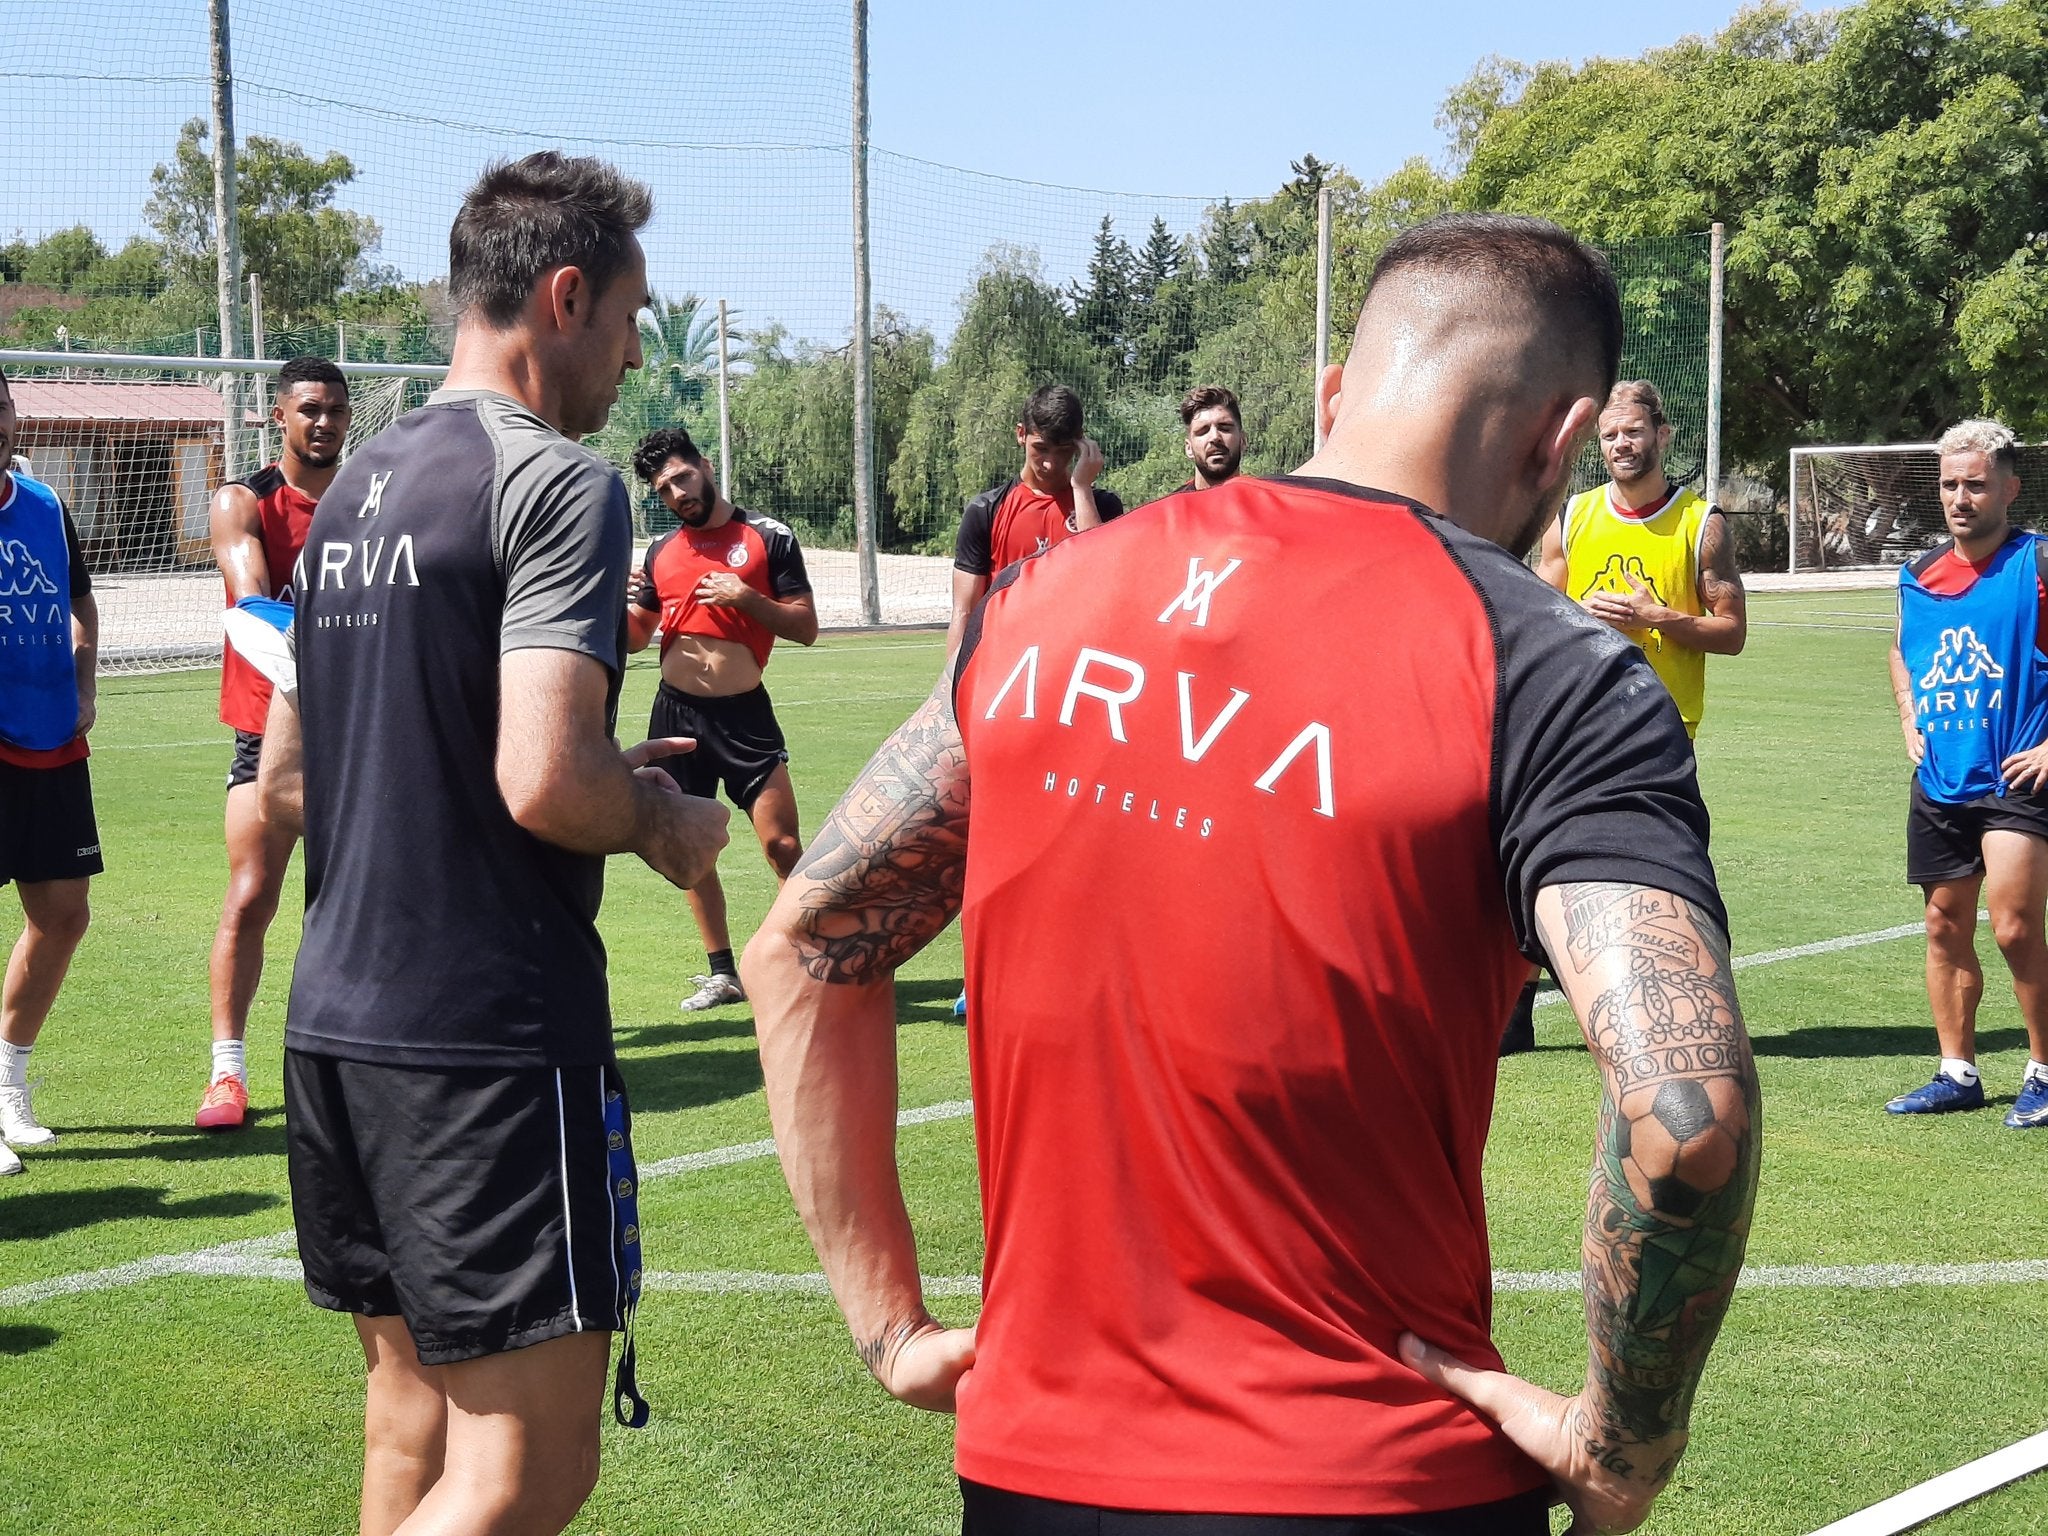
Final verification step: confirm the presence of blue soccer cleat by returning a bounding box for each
[1885,1072,1986,1116]
[952,990,967,1020]
[2004,1076,2048,1129]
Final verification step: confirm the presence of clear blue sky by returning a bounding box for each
[6,0,1766,346]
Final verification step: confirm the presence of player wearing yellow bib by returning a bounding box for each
[1507,382,1747,1056]
[1536,380,1747,736]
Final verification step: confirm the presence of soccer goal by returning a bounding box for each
[1,350,444,673]
[1787,441,2048,575]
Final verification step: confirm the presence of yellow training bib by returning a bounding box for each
[1562,484,1710,735]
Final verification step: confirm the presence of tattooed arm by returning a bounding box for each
[740,675,977,1412]
[1403,881,1760,1535]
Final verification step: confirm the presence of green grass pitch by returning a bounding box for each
[2,593,2045,1534]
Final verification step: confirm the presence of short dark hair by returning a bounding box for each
[1019,384,1084,444]
[1180,384,1240,428]
[449,152,654,328]
[277,354,347,398]
[633,425,704,484]
[1366,214,1622,394]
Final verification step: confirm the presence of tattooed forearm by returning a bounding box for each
[786,687,969,984]
[856,1313,938,1381]
[1541,882,1761,1456]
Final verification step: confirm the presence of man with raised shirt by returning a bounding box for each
[258,153,728,1536]
[0,366,101,1177]
[1886,418,2048,1128]
[627,425,817,1012]
[745,215,1760,1535]
[944,384,1124,661]
[196,354,351,1131]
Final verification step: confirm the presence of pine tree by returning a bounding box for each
[1069,213,1137,381]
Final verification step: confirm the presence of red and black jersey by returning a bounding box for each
[219,463,317,735]
[636,507,810,670]
[953,478,1127,579]
[948,474,1722,1517]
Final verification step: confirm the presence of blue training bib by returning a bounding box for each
[0,473,80,752]
[1900,531,2048,802]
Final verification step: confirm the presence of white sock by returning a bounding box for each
[1940,1057,1980,1086]
[0,1042,28,1088]
[2025,1060,2048,1087]
[211,1039,247,1085]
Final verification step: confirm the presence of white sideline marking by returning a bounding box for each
[1534,919,1933,1010]
[1805,1426,2048,1536]
[0,916,1946,1313]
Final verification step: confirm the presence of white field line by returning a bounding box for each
[1805,1426,2048,1536]
[0,917,1938,1313]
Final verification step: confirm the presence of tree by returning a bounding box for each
[1450,0,2048,474]
[145,118,384,324]
[1069,215,1137,381]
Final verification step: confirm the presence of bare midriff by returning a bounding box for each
[660,632,764,698]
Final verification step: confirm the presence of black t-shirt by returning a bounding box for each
[286,390,632,1069]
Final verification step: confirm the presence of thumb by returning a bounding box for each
[624,735,696,767]
[1398,1332,1551,1437]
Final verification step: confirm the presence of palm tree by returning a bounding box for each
[588,292,723,531]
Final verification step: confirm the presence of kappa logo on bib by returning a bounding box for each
[726,545,749,569]
[0,539,58,598]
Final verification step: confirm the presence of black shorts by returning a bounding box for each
[959,1482,1551,1535]
[226,729,262,790]
[1906,778,2048,884]
[0,757,103,887]
[284,1051,637,1365]
[649,681,789,811]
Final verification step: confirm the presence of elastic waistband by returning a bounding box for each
[656,681,768,710]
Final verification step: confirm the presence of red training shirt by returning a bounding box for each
[949,476,1722,1517]
[953,478,1128,579]
[219,464,317,735]
[636,508,811,671]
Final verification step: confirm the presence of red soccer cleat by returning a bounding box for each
[194,1075,250,1131]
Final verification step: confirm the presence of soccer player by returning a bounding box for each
[0,367,101,1178]
[944,384,1125,661]
[197,354,351,1132]
[1536,378,1748,738]
[1179,383,1246,490]
[627,425,817,1011]
[1887,419,2048,1127]
[258,153,729,1535]
[744,215,1760,1535]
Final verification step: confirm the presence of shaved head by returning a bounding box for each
[1311,214,1622,556]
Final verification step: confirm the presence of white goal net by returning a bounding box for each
[1789,441,2048,574]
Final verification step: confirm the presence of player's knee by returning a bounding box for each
[1923,895,1974,948]
[223,874,283,931]
[1990,908,2043,956]
[30,896,90,950]
[764,833,802,876]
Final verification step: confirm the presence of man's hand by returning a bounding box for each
[1069,436,1103,489]
[1399,1334,1682,1536]
[622,736,729,888]
[861,1315,978,1414]
[1581,572,1677,631]
[1903,719,1926,767]
[626,568,653,609]
[74,688,97,738]
[695,571,755,609]
[2002,742,2048,791]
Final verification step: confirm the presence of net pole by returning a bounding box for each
[248,272,270,467]
[208,0,245,479]
[336,321,346,364]
[1313,186,1332,452]
[850,0,880,625]
[717,298,733,494]
[1787,449,1800,575]
[1707,222,1724,507]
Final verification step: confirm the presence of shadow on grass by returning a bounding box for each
[0,1186,280,1242]
[0,1324,59,1355]
[616,1015,757,1048]
[40,1121,290,1163]
[1751,1024,2029,1059]
[622,1041,765,1115]
[895,978,967,1025]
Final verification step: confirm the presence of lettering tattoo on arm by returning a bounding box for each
[1545,882,1761,1467]
[785,686,969,984]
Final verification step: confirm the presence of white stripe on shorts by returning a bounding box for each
[603,1072,620,1321]
[554,1069,583,1332]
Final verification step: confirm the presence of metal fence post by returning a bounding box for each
[1707,221,1725,508]
[850,0,880,626]
[717,298,733,495]
[1313,186,1332,453]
